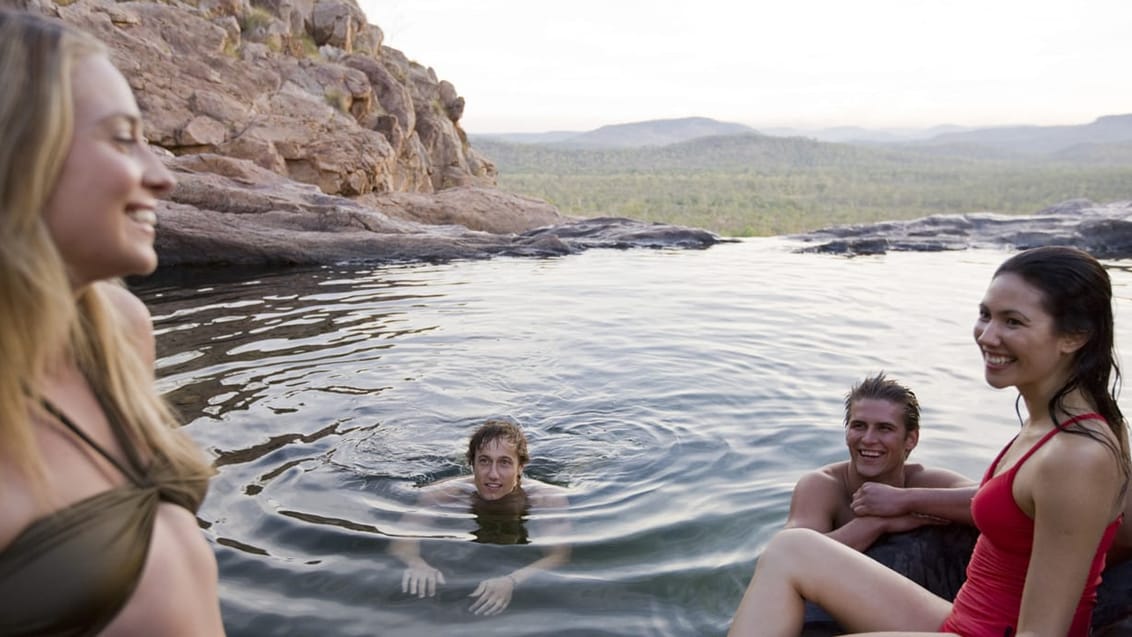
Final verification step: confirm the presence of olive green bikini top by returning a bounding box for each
[0,401,206,636]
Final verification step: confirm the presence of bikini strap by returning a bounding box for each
[41,399,146,486]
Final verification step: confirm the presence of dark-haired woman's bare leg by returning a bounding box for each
[728,529,954,637]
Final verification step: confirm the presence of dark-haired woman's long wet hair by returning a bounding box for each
[996,246,1130,493]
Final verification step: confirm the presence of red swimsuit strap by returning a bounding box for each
[986,412,1106,483]
[1058,412,1104,428]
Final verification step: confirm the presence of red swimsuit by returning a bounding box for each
[940,413,1121,636]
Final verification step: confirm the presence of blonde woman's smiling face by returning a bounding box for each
[42,54,175,287]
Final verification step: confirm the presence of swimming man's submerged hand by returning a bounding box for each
[468,575,515,616]
[402,564,446,598]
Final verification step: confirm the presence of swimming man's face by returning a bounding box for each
[472,438,522,501]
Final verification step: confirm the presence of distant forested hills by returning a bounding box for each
[909,114,1132,156]
[475,133,955,174]
[473,113,1132,158]
[472,116,1132,237]
[477,116,757,149]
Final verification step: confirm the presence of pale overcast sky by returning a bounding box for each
[357,0,1130,134]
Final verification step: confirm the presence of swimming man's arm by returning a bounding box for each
[389,489,448,598]
[469,488,571,616]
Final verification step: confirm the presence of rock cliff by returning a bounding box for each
[38,0,492,195]
[19,0,719,266]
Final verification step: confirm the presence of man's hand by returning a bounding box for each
[401,563,446,598]
[850,482,907,517]
[882,513,949,534]
[468,575,516,616]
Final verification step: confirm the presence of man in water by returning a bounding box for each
[390,418,570,616]
[784,373,976,550]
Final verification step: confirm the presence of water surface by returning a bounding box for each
[137,239,1132,636]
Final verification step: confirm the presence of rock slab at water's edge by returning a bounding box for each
[156,154,722,266]
[790,199,1132,259]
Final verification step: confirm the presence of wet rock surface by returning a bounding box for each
[789,199,1132,259]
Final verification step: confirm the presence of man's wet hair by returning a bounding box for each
[466,417,530,466]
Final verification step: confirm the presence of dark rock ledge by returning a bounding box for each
[788,199,1132,259]
[155,154,722,267]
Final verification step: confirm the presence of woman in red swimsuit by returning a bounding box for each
[729,245,1129,637]
[0,10,223,636]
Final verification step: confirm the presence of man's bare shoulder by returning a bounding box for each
[904,463,976,488]
[785,461,851,531]
[791,462,851,500]
[523,477,571,508]
[799,461,851,486]
[416,476,476,506]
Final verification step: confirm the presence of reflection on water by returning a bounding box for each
[135,239,1132,636]
[468,494,531,545]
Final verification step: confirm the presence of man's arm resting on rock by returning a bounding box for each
[783,471,841,533]
[785,471,891,551]
[893,486,976,525]
[852,478,976,525]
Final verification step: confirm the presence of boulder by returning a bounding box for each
[309,0,364,51]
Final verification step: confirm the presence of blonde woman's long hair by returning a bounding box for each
[0,10,213,504]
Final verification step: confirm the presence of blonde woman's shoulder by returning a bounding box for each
[94,280,156,364]
[95,280,151,323]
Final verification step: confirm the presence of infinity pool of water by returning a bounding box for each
[136,239,1132,636]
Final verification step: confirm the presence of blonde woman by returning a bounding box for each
[0,10,223,635]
